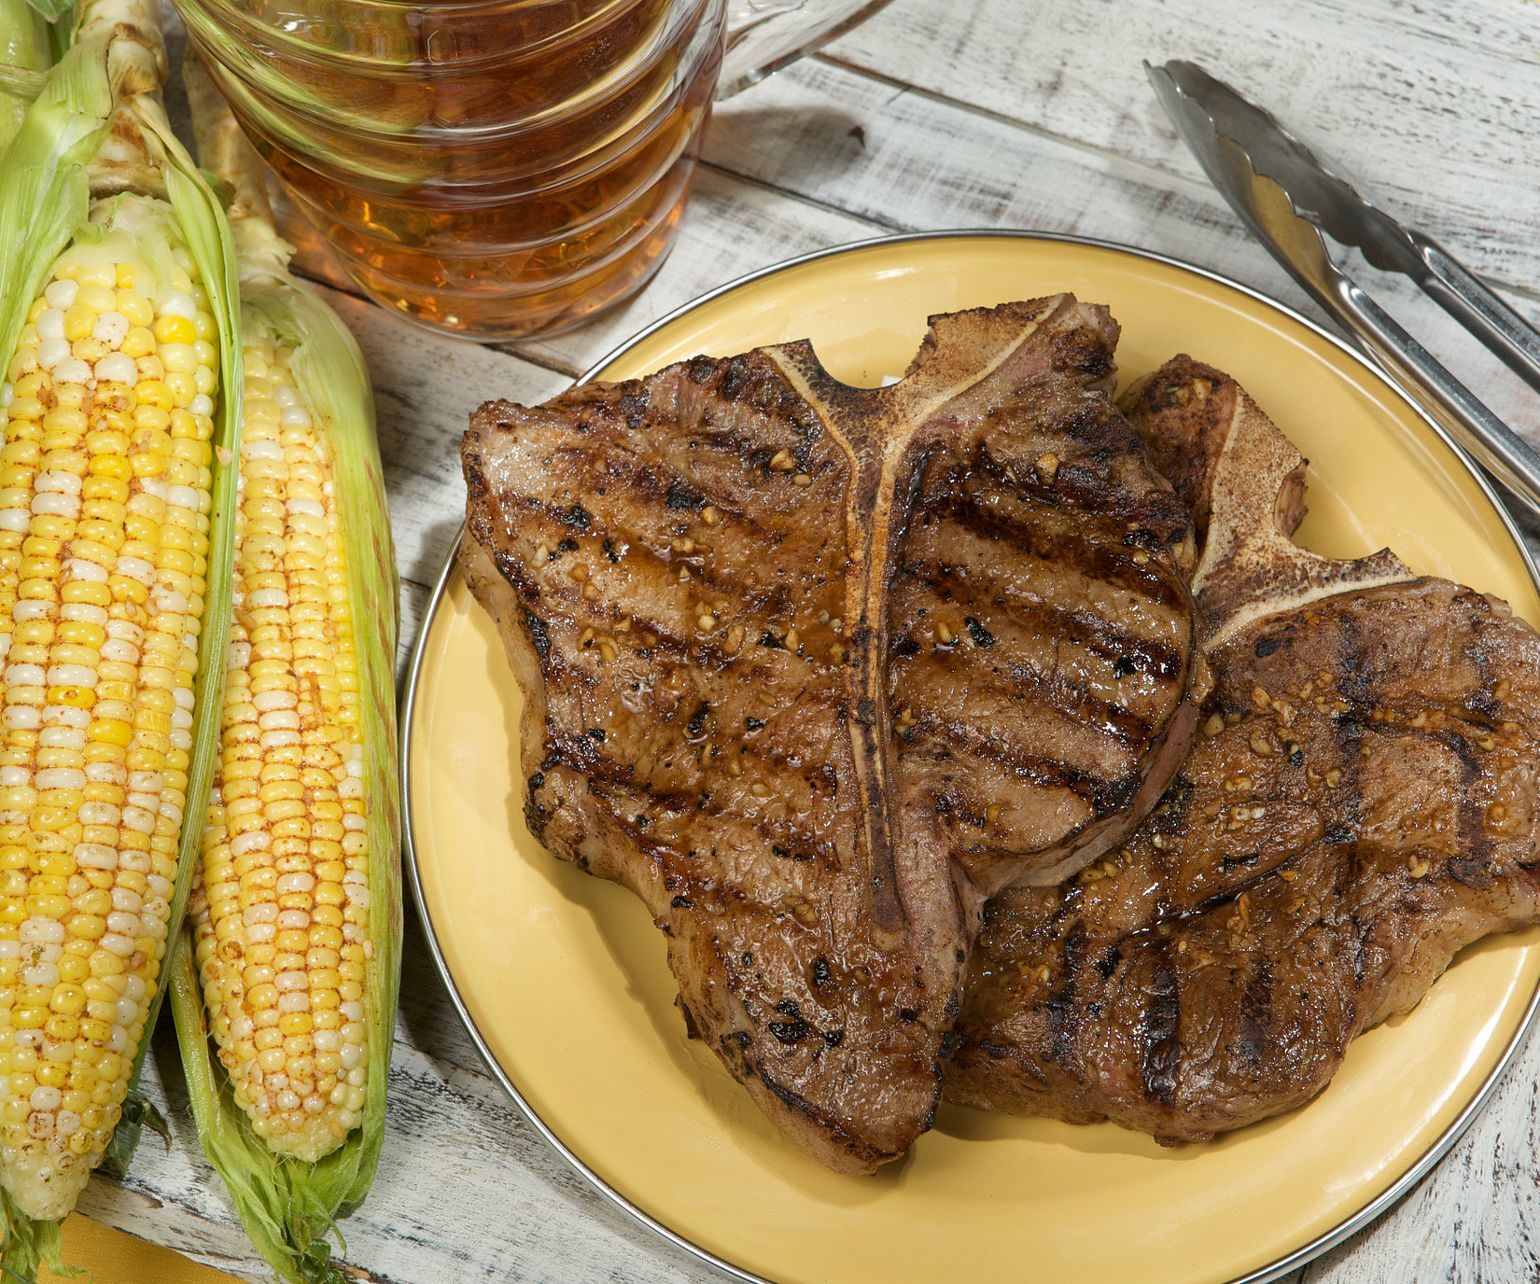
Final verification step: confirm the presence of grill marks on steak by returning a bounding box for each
[947,357,1540,1143]
[460,297,1202,1170]
[890,382,1202,890]
[952,583,1540,1141]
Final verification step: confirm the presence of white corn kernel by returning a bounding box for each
[158,291,197,319]
[30,492,77,518]
[65,558,107,583]
[51,356,91,384]
[75,844,119,871]
[19,919,64,945]
[36,470,81,495]
[94,352,137,385]
[100,933,136,958]
[93,312,129,347]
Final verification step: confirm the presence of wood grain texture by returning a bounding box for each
[828,0,1540,296]
[76,1,1540,1279]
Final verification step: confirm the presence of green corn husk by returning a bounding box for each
[166,64,401,1284]
[0,3,242,1278]
[25,0,71,20]
[0,0,51,152]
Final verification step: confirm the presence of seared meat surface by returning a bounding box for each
[948,358,1540,1142]
[460,298,1202,1170]
[889,358,1204,888]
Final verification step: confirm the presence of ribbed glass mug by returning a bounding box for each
[173,0,888,339]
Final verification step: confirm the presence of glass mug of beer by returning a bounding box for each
[174,0,888,339]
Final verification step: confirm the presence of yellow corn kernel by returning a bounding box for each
[63,306,96,343]
[76,285,116,314]
[152,314,197,346]
[135,380,172,412]
[160,344,197,376]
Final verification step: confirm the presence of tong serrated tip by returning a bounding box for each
[1146,60,1425,279]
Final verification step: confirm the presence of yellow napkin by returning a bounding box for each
[42,1215,241,1283]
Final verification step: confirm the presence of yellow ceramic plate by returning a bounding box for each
[403,233,1540,1284]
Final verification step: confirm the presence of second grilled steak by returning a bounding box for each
[948,358,1540,1142]
[460,298,1202,1170]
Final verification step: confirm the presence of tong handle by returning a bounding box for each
[1327,267,1540,518]
[1412,233,1540,400]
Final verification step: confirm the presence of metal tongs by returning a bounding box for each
[1146,59,1540,519]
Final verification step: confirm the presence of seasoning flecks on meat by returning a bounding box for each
[948,357,1540,1143]
[459,298,1203,1170]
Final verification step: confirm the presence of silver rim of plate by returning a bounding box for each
[398,228,1540,1284]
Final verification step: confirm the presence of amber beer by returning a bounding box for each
[178,0,725,338]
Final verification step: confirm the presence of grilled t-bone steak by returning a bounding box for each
[460,298,1204,1171]
[947,356,1540,1143]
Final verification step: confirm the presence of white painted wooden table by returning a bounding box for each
[94,2,1540,1279]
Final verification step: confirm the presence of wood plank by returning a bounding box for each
[823,0,1540,296]
[704,55,1312,302]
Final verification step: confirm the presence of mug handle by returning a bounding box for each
[718,0,894,99]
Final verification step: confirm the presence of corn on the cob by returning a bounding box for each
[190,323,371,1163]
[0,215,218,1218]
[0,2,239,1272]
[168,62,399,1284]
